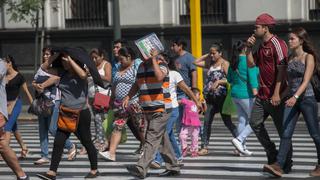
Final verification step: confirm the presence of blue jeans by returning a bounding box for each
[154,107,182,163]
[277,96,320,167]
[38,100,73,158]
[4,98,22,132]
[232,98,254,143]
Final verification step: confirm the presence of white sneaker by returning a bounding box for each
[231,138,245,154]
[242,149,253,156]
[98,151,115,161]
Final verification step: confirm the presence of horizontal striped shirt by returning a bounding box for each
[136,60,171,113]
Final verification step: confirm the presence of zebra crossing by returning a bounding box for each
[1,118,319,180]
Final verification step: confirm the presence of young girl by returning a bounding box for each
[179,88,202,157]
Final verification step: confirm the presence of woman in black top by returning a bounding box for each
[3,55,33,159]
[37,50,99,180]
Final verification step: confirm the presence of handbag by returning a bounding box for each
[57,105,81,133]
[28,94,54,117]
[93,85,111,112]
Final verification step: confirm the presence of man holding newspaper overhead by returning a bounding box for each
[123,33,180,179]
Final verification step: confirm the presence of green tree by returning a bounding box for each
[0,0,46,71]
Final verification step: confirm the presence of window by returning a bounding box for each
[64,0,108,28]
[179,0,228,25]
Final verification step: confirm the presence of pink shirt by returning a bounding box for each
[180,98,201,127]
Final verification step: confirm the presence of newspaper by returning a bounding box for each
[135,33,164,59]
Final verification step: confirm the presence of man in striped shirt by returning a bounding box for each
[246,13,293,175]
[123,50,180,178]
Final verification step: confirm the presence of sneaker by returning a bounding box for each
[150,161,161,169]
[98,151,115,161]
[17,175,29,180]
[126,165,145,179]
[198,148,209,156]
[182,147,188,157]
[67,144,77,161]
[310,165,320,177]
[79,146,87,155]
[34,157,50,165]
[36,172,56,180]
[263,163,283,177]
[231,138,245,154]
[242,149,253,156]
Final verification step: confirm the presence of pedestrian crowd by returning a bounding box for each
[0,13,319,180]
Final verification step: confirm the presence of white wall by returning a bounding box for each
[119,0,176,26]
[235,0,307,22]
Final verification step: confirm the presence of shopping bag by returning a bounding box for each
[102,109,127,144]
[222,83,237,116]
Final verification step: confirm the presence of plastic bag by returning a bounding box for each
[102,109,127,144]
[222,83,237,115]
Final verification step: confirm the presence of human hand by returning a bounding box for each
[122,96,130,110]
[270,94,281,106]
[246,34,256,48]
[285,96,297,107]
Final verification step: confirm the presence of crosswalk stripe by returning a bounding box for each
[1,119,319,179]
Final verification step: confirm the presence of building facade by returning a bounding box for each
[0,0,319,86]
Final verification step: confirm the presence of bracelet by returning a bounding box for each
[293,94,299,99]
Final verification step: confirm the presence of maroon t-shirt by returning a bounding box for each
[254,35,288,100]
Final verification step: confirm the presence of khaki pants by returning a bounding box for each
[136,112,180,176]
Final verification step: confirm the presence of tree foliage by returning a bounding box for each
[0,0,43,26]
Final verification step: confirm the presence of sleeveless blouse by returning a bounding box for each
[203,64,227,96]
[287,59,314,97]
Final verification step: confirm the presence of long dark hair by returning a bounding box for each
[5,55,19,71]
[118,47,137,60]
[230,40,247,71]
[291,27,320,75]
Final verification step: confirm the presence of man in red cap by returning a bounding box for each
[243,13,293,176]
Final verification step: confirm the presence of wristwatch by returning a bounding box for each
[293,94,299,99]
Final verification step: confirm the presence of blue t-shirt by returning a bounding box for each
[227,55,259,99]
[175,52,196,98]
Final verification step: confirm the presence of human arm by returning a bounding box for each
[22,82,33,104]
[286,54,315,107]
[246,35,256,68]
[122,81,139,109]
[177,80,202,111]
[248,67,259,96]
[102,61,112,83]
[212,61,229,90]
[193,54,209,68]
[62,56,87,79]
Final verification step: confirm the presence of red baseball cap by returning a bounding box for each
[255,13,276,25]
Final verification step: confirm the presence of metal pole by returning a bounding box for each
[40,0,45,65]
[190,0,203,97]
[34,9,40,72]
[113,0,121,40]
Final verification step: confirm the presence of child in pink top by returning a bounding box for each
[179,88,202,157]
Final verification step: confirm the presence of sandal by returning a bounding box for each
[198,148,209,156]
[19,149,29,159]
[79,147,87,155]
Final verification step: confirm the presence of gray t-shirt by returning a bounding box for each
[0,60,8,120]
[59,73,88,109]
[175,52,196,98]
